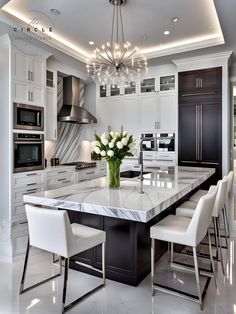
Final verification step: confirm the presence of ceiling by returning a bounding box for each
[0,0,224,63]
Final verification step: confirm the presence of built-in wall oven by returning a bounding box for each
[13,103,44,131]
[157,133,175,152]
[13,133,44,173]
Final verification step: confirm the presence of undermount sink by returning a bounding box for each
[120,170,150,178]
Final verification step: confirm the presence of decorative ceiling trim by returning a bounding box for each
[0,3,225,64]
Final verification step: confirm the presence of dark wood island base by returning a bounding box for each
[67,210,169,286]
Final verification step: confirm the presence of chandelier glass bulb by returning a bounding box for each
[86,0,148,86]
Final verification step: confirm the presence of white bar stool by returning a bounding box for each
[20,205,106,313]
[176,177,228,275]
[150,187,217,310]
[224,171,234,237]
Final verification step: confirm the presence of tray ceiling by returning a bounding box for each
[0,0,224,62]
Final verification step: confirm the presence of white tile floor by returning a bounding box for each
[0,239,235,314]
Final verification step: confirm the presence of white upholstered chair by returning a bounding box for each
[176,176,228,275]
[20,205,106,314]
[150,186,217,310]
[189,172,233,238]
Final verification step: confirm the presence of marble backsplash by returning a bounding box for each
[45,75,91,163]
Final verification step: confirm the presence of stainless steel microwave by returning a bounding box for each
[13,103,44,131]
[13,133,44,173]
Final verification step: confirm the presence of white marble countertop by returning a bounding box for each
[23,166,214,223]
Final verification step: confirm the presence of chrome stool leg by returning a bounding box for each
[208,230,218,292]
[151,238,155,296]
[193,247,203,310]
[216,217,225,276]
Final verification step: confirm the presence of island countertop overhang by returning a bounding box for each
[23,166,215,223]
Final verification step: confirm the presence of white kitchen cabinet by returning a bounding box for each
[12,49,45,86]
[46,69,57,88]
[139,94,158,132]
[13,80,29,104]
[158,74,176,92]
[30,56,45,86]
[122,96,139,133]
[45,168,75,190]
[12,49,29,82]
[139,77,157,94]
[109,98,124,132]
[12,170,44,222]
[12,222,28,256]
[31,85,44,106]
[75,168,97,182]
[46,88,57,140]
[158,92,177,131]
[13,80,45,106]
[96,100,110,134]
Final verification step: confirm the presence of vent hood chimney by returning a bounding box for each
[58,76,97,124]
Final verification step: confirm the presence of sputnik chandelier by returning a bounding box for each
[86,0,148,86]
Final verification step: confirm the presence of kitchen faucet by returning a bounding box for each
[138,135,155,194]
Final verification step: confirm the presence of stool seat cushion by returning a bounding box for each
[71,223,106,256]
[176,201,197,218]
[150,215,192,246]
[189,190,208,202]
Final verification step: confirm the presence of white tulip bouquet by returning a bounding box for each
[92,131,136,161]
[91,131,136,188]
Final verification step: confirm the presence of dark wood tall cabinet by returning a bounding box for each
[178,67,222,184]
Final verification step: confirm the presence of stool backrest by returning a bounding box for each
[186,186,217,246]
[212,176,228,217]
[26,205,76,258]
[227,171,234,197]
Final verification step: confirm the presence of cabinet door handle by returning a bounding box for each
[199,104,203,161]
[26,173,37,176]
[86,171,95,175]
[28,70,30,81]
[62,180,70,184]
[27,183,37,186]
[31,71,34,81]
[157,121,160,129]
[25,188,38,194]
[182,91,215,97]
[200,77,203,88]
[121,125,123,132]
[58,171,66,174]
[54,129,57,138]
[31,91,33,102]
[57,178,67,181]
[28,91,30,101]
[196,78,198,89]
[196,105,199,161]
[155,121,157,129]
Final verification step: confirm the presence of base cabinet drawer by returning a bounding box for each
[12,186,43,205]
[12,233,28,256]
[46,173,75,190]
[75,169,97,182]
[13,171,44,189]
[12,222,28,256]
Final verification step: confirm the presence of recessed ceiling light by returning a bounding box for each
[50,8,60,15]
[171,17,179,22]
[89,41,95,45]
[164,30,170,35]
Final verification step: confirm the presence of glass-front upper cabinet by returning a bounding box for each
[124,81,136,95]
[159,75,175,92]
[140,78,156,94]
[110,84,120,97]
[99,85,107,98]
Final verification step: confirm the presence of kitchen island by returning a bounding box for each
[24,166,214,286]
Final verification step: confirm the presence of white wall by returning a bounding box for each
[0,34,10,220]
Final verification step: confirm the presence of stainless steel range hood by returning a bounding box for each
[58,76,97,124]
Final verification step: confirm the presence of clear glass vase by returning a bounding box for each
[107,160,121,189]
